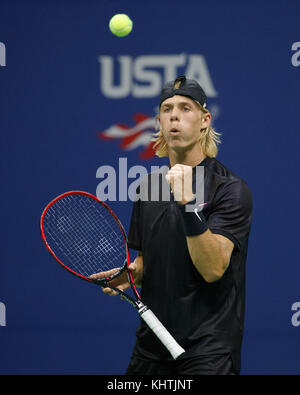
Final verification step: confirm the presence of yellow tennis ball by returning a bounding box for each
[109,14,133,37]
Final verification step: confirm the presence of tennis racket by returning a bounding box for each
[40,191,185,360]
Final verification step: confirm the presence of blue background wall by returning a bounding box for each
[0,0,299,374]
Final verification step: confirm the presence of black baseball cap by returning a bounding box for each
[160,75,207,108]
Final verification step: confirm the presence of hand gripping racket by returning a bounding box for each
[40,191,185,360]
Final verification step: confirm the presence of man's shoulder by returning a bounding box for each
[204,157,247,185]
[204,157,237,179]
[203,157,252,201]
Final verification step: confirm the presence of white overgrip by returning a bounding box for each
[139,308,185,360]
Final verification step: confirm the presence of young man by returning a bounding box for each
[93,76,253,375]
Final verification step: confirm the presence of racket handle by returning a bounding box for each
[139,308,185,360]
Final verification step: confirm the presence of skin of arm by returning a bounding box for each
[166,164,234,283]
[186,230,234,283]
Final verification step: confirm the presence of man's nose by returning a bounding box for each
[170,108,180,121]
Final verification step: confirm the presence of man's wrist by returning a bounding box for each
[176,194,195,206]
[178,202,208,236]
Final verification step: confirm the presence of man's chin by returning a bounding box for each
[168,142,195,154]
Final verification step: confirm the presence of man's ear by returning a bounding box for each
[155,114,160,129]
[200,112,211,129]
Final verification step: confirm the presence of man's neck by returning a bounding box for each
[169,148,206,168]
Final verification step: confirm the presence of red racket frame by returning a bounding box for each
[40,191,138,296]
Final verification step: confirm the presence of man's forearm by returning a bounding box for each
[186,230,233,283]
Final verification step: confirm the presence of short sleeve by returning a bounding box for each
[208,179,253,251]
[127,197,142,251]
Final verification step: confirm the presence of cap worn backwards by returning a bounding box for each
[160,75,207,108]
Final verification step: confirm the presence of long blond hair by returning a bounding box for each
[152,100,221,158]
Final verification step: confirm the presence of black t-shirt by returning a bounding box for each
[127,157,253,372]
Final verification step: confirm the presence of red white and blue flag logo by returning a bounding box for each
[98,113,157,160]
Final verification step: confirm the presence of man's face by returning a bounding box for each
[158,95,210,154]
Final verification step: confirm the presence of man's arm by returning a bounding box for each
[186,230,234,283]
[166,163,234,283]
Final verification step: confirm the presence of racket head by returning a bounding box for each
[40,191,130,285]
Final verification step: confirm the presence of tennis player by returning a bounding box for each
[97,75,253,375]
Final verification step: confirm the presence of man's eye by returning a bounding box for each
[184,107,190,111]
[163,108,170,112]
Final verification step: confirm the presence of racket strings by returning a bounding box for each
[43,194,126,278]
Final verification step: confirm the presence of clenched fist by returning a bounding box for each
[165,164,195,205]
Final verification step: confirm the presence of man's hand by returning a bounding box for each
[165,164,195,205]
[89,254,143,296]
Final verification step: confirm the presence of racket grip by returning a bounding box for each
[139,308,185,360]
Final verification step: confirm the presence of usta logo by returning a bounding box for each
[98,54,218,98]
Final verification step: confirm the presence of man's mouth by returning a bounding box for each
[170,128,180,135]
